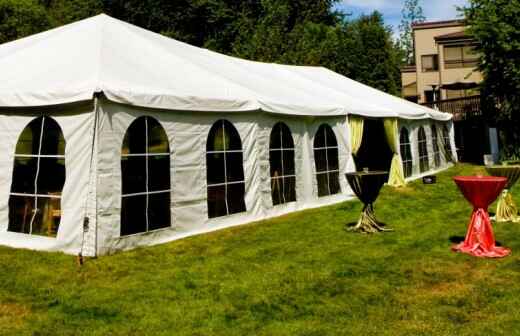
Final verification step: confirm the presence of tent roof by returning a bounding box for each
[0,14,451,121]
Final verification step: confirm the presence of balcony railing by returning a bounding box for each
[422,95,481,121]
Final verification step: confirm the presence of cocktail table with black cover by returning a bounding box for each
[345,171,391,233]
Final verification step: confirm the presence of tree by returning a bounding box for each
[464,0,520,158]
[398,0,425,65]
[0,0,50,44]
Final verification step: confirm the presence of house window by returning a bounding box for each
[206,120,246,218]
[314,124,340,197]
[442,125,452,162]
[121,116,171,236]
[421,54,439,72]
[269,122,296,206]
[400,127,413,178]
[431,125,441,168]
[8,116,66,237]
[444,45,479,69]
[418,126,429,173]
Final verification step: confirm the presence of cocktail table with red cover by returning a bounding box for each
[452,176,511,258]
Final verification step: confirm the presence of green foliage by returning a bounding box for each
[0,0,403,96]
[464,0,520,158]
[2,164,520,335]
[398,0,425,65]
[0,0,50,44]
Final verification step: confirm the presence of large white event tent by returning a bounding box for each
[0,14,456,255]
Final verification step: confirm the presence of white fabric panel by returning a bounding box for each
[0,103,95,254]
[0,14,451,122]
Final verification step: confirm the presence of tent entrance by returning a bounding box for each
[354,119,393,172]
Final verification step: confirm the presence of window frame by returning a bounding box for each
[444,45,479,69]
[120,116,171,236]
[442,125,453,162]
[8,116,66,237]
[269,122,296,206]
[399,127,413,178]
[421,54,439,72]
[418,126,429,173]
[431,124,441,168]
[313,124,340,197]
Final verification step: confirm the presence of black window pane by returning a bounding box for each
[226,152,245,183]
[148,192,171,231]
[227,183,246,215]
[281,124,294,148]
[206,153,225,185]
[208,185,227,218]
[40,118,65,156]
[269,150,282,178]
[314,126,326,148]
[121,156,146,195]
[15,118,42,155]
[270,124,282,149]
[31,196,61,237]
[11,157,37,194]
[314,149,327,172]
[36,158,66,194]
[271,177,283,206]
[8,195,33,234]
[121,195,147,235]
[327,148,339,171]
[224,121,242,151]
[328,172,340,195]
[207,122,225,152]
[122,117,147,155]
[283,150,295,176]
[147,118,169,154]
[283,176,296,203]
[148,155,170,192]
[316,173,329,197]
[325,127,337,147]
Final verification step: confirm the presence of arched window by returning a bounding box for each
[206,120,246,218]
[442,125,452,162]
[269,122,296,205]
[431,124,441,168]
[8,117,66,237]
[314,124,340,197]
[121,116,171,236]
[399,127,413,178]
[418,126,429,173]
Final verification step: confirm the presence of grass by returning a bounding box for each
[2,164,520,335]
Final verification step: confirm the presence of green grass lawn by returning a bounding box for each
[2,164,520,335]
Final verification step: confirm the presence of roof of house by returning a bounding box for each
[435,30,474,43]
[412,19,465,30]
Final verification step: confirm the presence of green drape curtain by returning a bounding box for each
[349,116,364,157]
[384,118,406,187]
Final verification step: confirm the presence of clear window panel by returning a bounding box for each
[314,149,327,172]
[147,118,169,154]
[148,155,170,192]
[283,150,295,176]
[271,177,283,206]
[325,127,338,147]
[31,196,61,237]
[121,156,147,195]
[314,127,326,148]
[328,172,340,195]
[122,118,147,155]
[316,173,329,197]
[148,192,171,231]
[269,150,282,178]
[36,158,66,194]
[207,184,227,218]
[208,124,226,152]
[281,125,294,148]
[8,195,34,234]
[269,125,282,149]
[327,148,339,171]
[224,121,242,151]
[11,157,38,194]
[227,183,246,215]
[15,119,42,155]
[206,153,225,185]
[225,152,244,183]
[283,176,296,203]
[121,195,147,235]
[41,118,65,156]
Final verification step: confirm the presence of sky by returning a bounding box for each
[334,0,469,38]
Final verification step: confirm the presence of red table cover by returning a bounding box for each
[452,176,511,258]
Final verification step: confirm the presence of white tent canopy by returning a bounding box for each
[0,14,451,121]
